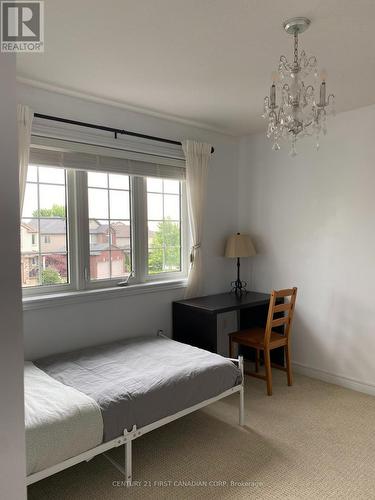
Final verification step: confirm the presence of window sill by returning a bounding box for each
[22,279,188,311]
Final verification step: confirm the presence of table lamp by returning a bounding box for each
[225,233,256,295]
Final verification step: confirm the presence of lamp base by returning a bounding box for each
[230,279,248,296]
[229,257,248,295]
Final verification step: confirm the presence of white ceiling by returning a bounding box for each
[17,0,375,136]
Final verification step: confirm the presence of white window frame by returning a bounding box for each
[79,170,135,290]
[142,177,189,283]
[22,169,78,297]
[22,139,188,299]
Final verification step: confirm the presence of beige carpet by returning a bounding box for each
[28,370,375,500]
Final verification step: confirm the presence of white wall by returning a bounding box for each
[0,57,27,499]
[18,83,239,359]
[239,105,375,394]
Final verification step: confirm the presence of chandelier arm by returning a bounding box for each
[307,56,317,67]
[305,85,314,100]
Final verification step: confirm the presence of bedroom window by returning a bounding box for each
[22,139,187,298]
[147,178,182,275]
[87,172,132,282]
[21,165,71,290]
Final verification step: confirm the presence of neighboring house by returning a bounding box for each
[89,220,131,279]
[110,221,131,248]
[21,219,68,286]
[20,222,38,286]
[89,220,131,249]
[20,222,38,253]
[21,218,131,286]
[28,219,67,253]
[89,243,126,279]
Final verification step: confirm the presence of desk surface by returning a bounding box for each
[174,291,270,314]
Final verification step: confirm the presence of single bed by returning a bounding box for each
[26,334,244,485]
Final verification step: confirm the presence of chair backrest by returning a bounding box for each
[264,288,298,345]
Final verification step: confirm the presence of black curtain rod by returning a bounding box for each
[34,113,215,154]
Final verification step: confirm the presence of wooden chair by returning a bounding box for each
[229,288,297,396]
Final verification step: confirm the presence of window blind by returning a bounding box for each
[29,136,186,180]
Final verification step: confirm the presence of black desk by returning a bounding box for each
[173,292,284,364]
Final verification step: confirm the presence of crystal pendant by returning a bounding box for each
[331,96,336,117]
[289,137,297,157]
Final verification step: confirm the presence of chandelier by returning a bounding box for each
[262,17,335,155]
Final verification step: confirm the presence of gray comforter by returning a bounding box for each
[36,336,241,442]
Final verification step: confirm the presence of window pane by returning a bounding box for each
[147,178,162,193]
[27,165,37,182]
[39,185,66,216]
[90,246,110,280]
[21,218,39,254]
[163,179,180,194]
[164,195,180,220]
[148,246,181,275]
[146,178,182,275]
[42,254,68,284]
[110,190,130,219]
[111,221,131,249]
[89,219,110,247]
[20,218,40,287]
[21,166,70,289]
[148,247,163,275]
[87,173,132,282]
[88,188,109,219]
[111,250,131,278]
[88,172,108,188]
[38,167,65,184]
[109,173,129,190]
[40,218,67,252]
[21,252,69,288]
[162,221,180,246]
[22,184,38,217]
[89,220,110,280]
[21,254,40,287]
[165,247,181,271]
[147,193,163,220]
[148,221,159,247]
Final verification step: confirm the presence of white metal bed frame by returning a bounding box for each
[27,355,244,486]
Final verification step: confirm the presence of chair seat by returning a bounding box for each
[230,327,287,349]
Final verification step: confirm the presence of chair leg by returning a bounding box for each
[264,348,272,396]
[285,344,293,386]
[255,348,259,373]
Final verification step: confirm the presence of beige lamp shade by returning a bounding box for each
[225,233,256,258]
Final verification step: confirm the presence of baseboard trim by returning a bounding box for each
[292,362,375,397]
